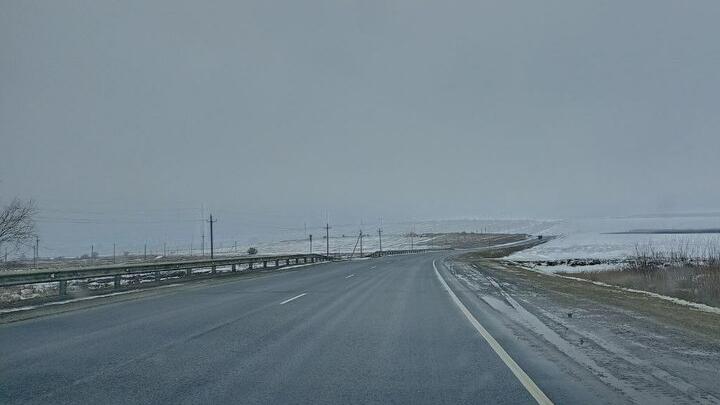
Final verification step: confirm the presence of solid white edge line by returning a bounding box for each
[345,274,355,278]
[280,292,307,305]
[433,259,554,405]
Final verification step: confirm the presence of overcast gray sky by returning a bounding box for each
[2,1,720,253]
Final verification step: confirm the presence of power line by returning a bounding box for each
[35,217,203,224]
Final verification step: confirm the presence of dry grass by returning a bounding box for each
[569,242,720,308]
[465,237,548,258]
[420,232,530,249]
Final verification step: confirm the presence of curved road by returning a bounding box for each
[0,253,625,404]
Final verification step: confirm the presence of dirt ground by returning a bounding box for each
[453,251,720,404]
[420,232,534,249]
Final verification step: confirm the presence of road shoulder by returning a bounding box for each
[447,253,720,404]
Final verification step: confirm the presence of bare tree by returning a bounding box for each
[0,198,37,253]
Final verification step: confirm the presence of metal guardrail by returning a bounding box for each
[0,253,329,292]
[0,248,444,300]
[369,248,445,258]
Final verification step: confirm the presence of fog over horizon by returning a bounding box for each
[3,1,720,255]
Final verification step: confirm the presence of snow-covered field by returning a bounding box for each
[248,233,429,256]
[20,216,720,273]
[226,215,718,263]
[214,219,556,257]
[508,215,720,272]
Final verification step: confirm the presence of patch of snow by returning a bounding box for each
[0,284,182,314]
[516,262,623,274]
[509,216,720,264]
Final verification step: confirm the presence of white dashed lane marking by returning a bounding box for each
[280,293,307,305]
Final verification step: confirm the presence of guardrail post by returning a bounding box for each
[248,262,253,270]
[113,275,121,289]
[186,268,192,277]
[211,265,216,274]
[311,257,315,263]
[275,259,279,267]
[263,261,267,268]
[294,258,299,264]
[58,280,67,296]
[303,257,308,263]
[155,271,161,283]
[232,264,237,272]
[286,259,290,265]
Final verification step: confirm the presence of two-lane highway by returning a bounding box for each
[1,253,618,404]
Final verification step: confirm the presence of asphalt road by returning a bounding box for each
[0,253,623,404]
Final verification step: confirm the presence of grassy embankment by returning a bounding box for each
[567,242,720,307]
[421,232,535,250]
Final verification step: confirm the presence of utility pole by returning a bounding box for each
[91,244,94,263]
[208,214,217,259]
[360,230,363,256]
[412,224,416,251]
[113,243,116,263]
[201,204,206,257]
[350,231,361,258]
[34,237,39,269]
[144,243,147,260]
[378,228,383,253]
[309,234,313,254]
[163,242,166,257]
[234,241,237,253]
[325,223,330,258]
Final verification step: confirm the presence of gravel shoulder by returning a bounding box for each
[451,252,720,404]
